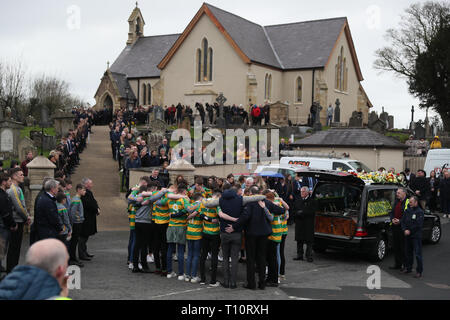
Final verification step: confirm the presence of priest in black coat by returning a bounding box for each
[79,178,99,260]
[293,186,318,262]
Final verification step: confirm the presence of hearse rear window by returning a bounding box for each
[367,189,395,218]
[314,183,361,217]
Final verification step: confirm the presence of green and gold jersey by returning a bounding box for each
[186,201,204,240]
[153,192,172,225]
[168,197,190,228]
[268,198,285,242]
[202,204,220,236]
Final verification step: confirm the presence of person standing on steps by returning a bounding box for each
[79,178,99,261]
[6,168,31,273]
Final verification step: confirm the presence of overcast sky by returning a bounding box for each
[0,0,435,128]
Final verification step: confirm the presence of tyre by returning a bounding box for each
[428,223,441,244]
[368,236,387,262]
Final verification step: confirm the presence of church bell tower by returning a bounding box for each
[127,2,146,46]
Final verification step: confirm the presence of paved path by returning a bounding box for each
[70,126,128,232]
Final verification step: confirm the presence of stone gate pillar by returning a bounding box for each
[26,156,56,218]
[167,159,196,186]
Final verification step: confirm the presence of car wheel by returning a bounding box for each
[369,236,387,262]
[429,223,441,244]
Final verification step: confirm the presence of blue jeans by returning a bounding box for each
[167,243,185,275]
[327,115,333,126]
[405,236,423,274]
[186,240,201,277]
[127,229,136,262]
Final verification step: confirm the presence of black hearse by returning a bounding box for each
[297,170,442,261]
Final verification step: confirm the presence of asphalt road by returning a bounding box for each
[63,218,450,300]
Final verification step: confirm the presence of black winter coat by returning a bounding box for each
[232,199,285,236]
[81,189,99,237]
[35,192,62,240]
[439,178,450,201]
[0,189,17,229]
[219,189,243,233]
[410,177,430,201]
[293,196,318,242]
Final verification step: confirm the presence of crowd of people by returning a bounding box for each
[125,174,295,289]
[0,109,98,289]
[101,101,275,128]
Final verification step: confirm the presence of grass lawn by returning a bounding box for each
[20,126,56,140]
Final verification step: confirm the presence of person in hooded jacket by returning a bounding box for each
[0,239,70,300]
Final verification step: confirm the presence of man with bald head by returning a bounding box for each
[0,239,70,300]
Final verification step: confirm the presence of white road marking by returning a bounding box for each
[149,286,215,299]
[365,294,404,300]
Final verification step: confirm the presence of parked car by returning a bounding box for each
[254,164,301,178]
[300,170,441,261]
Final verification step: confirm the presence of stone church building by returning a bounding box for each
[94,3,373,125]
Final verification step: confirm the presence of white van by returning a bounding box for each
[280,156,372,172]
[424,149,450,177]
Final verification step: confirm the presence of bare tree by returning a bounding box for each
[0,58,27,119]
[374,2,449,77]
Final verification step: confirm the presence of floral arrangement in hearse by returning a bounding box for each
[350,170,406,185]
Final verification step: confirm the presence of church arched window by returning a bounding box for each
[208,48,213,82]
[335,46,347,92]
[142,83,147,105]
[203,38,208,81]
[264,74,272,101]
[196,39,213,83]
[147,84,151,105]
[296,77,303,103]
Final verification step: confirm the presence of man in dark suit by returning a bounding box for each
[79,178,99,260]
[293,186,318,262]
[34,179,63,241]
[225,186,285,290]
[409,169,430,210]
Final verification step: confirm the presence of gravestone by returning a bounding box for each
[313,103,323,131]
[0,120,24,159]
[334,99,341,123]
[26,115,36,127]
[215,93,227,128]
[379,107,389,125]
[387,116,394,130]
[369,119,387,134]
[152,105,164,122]
[52,110,75,138]
[18,137,38,162]
[348,111,363,128]
[368,111,379,125]
[43,135,56,151]
[269,101,289,126]
[414,122,426,139]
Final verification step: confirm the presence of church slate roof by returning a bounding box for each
[205,4,282,68]
[110,34,180,78]
[264,18,347,70]
[292,128,408,149]
[206,3,346,70]
[110,72,136,100]
[111,4,350,78]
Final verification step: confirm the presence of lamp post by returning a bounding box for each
[125,86,133,132]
